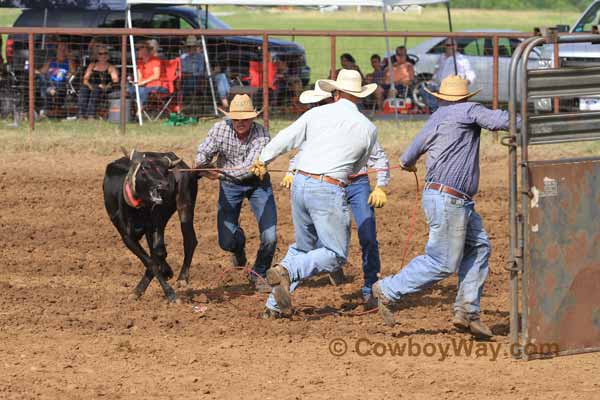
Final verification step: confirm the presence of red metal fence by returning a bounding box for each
[0,27,533,134]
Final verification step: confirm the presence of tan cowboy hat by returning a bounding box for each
[185,35,200,47]
[425,75,481,102]
[220,94,261,120]
[299,82,332,104]
[316,69,377,98]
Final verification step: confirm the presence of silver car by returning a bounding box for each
[408,30,540,104]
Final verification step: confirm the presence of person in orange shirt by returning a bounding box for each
[382,46,415,98]
[128,39,167,107]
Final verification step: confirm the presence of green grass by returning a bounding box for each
[1,118,599,162]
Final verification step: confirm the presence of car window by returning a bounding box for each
[102,12,146,28]
[427,39,446,55]
[574,2,600,32]
[151,13,180,29]
[461,38,483,57]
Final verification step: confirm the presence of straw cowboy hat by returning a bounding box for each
[299,82,332,104]
[424,75,481,102]
[220,94,261,119]
[185,35,200,47]
[316,69,377,98]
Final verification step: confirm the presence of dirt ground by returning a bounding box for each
[1,149,600,400]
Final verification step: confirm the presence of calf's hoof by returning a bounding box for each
[160,265,174,280]
[129,290,143,301]
[175,279,189,289]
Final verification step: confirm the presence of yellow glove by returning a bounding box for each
[280,174,293,189]
[400,162,417,173]
[249,158,268,180]
[368,186,387,208]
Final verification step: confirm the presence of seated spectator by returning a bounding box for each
[272,58,304,112]
[128,39,168,108]
[180,35,205,101]
[36,41,76,117]
[333,53,364,80]
[366,54,386,110]
[77,44,119,119]
[383,46,415,88]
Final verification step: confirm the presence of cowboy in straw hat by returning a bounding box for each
[181,36,206,106]
[248,69,378,318]
[372,75,515,339]
[280,80,390,309]
[195,94,277,293]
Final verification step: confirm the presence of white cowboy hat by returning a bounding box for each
[299,82,332,104]
[316,69,377,98]
[185,35,200,47]
[424,75,481,102]
[219,94,261,120]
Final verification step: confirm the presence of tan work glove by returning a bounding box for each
[400,162,417,173]
[249,158,268,180]
[280,174,293,189]
[368,186,387,208]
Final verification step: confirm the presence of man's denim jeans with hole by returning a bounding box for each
[266,173,351,312]
[378,188,491,317]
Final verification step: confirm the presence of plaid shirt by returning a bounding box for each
[195,119,270,179]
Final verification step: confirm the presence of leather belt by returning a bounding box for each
[425,182,472,201]
[297,170,348,188]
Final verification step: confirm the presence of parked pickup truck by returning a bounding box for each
[535,0,600,111]
[6,5,310,89]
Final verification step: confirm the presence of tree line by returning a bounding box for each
[451,0,591,10]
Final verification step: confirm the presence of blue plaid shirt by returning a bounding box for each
[400,102,511,197]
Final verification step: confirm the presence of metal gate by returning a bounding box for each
[507,31,600,360]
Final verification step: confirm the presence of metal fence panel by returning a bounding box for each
[526,157,600,358]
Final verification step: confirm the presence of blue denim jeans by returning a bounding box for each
[266,173,351,311]
[217,177,277,277]
[214,73,230,101]
[420,82,439,112]
[378,188,491,317]
[347,176,381,297]
[128,85,168,107]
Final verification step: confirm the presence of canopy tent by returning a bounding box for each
[0,0,125,9]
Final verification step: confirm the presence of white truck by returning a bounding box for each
[536,0,600,111]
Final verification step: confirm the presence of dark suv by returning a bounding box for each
[6,5,310,106]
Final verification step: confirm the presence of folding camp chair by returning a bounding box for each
[143,57,182,121]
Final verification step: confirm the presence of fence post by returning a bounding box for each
[330,36,337,79]
[492,35,499,111]
[120,34,127,133]
[262,33,269,129]
[553,41,560,113]
[28,33,35,137]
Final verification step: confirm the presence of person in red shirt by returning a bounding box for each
[128,39,167,107]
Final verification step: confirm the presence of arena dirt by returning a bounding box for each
[1,151,599,399]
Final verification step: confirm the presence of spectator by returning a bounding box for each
[593,25,599,34]
[383,46,414,86]
[433,40,475,85]
[383,45,415,99]
[333,53,364,80]
[272,58,304,112]
[422,39,476,112]
[180,35,205,102]
[533,27,541,36]
[77,44,119,119]
[212,63,231,109]
[128,39,167,108]
[36,41,76,117]
[366,54,386,110]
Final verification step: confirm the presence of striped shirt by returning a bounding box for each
[401,102,511,197]
[195,119,270,178]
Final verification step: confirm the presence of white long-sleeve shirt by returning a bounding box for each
[288,140,390,187]
[259,99,377,184]
[433,52,476,85]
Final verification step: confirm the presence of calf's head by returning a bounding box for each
[124,148,181,206]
